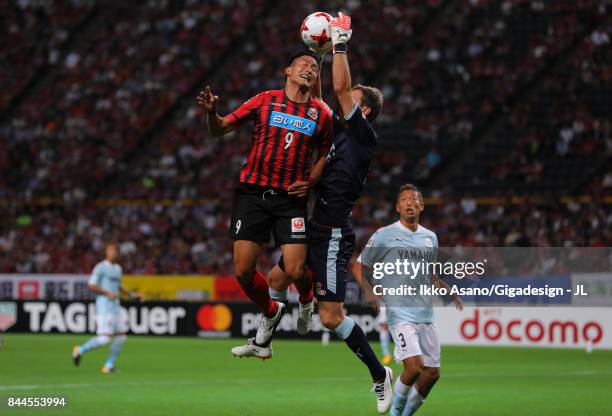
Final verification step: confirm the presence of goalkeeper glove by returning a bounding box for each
[330,12,352,54]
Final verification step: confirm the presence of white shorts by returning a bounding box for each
[390,321,440,367]
[96,313,128,335]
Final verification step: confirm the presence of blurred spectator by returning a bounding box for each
[0,0,610,275]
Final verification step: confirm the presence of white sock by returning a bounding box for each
[402,385,424,416]
[380,329,391,356]
[104,335,127,368]
[79,335,111,353]
[394,376,410,397]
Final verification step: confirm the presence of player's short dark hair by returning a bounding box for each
[397,184,423,203]
[352,84,383,121]
[287,48,320,67]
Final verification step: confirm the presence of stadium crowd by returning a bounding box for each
[0,0,94,113]
[1,0,265,202]
[447,17,611,195]
[101,0,441,199]
[96,0,608,201]
[1,198,609,274]
[0,0,610,275]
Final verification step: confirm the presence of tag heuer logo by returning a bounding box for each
[0,302,17,331]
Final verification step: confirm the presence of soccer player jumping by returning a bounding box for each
[354,185,464,416]
[233,13,394,413]
[72,242,143,373]
[197,49,333,356]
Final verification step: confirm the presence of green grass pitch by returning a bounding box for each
[1,334,611,415]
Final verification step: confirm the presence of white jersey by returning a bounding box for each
[89,260,122,316]
[358,221,438,325]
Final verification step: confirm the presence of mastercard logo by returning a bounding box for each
[197,304,232,331]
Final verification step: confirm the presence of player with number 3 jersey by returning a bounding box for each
[354,184,464,416]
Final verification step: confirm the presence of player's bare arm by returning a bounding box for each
[308,153,327,183]
[196,86,237,136]
[432,274,463,311]
[351,260,380,310]
[120,287,144,302]
[331,13,355,117]
[287,152,326,197]
[286,155,324,197]
[286,181,308,197]
[88,283,116,300]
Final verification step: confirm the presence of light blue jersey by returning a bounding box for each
[359,221,438,325]
[89,260,122,315]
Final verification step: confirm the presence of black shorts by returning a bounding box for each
[230,183,308,246]
[308,221,355,302]
[279,220,355,302]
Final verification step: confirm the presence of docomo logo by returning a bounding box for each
[197,304,232,331]
[460,309,603,345]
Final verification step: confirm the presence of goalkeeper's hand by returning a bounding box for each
[330,12,352,53]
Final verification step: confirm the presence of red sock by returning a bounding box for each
[238,270,278,318]
[295,268,314,304]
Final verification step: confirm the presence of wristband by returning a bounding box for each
[333,42,347,54]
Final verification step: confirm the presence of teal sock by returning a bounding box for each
[380,329,391,356]
[104,335,126,368]
[79,335,111,354]
[392,396,408,416]
[401,385,424,416]
[391,377,410,416]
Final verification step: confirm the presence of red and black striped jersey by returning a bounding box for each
[226,89,333,190]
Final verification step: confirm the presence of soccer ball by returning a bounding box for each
[300,12,333,54]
